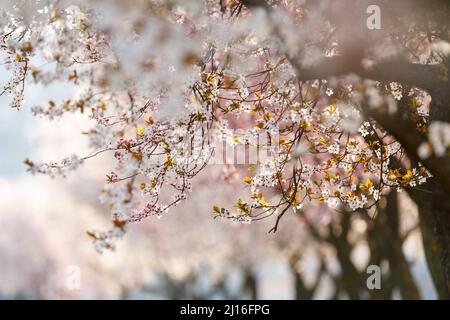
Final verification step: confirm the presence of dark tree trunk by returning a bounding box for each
[289,254,323,299]
[243,268,258,300]
[329,214,364,299]
[366,191,421,299]
[409,183,450,299]
[293,268,313,300]
[409,92,450,299]
[383,191,421,299]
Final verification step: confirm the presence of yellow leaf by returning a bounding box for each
[113,219,126,229]
[213,206,221,214]
[31,67,40,79]
[360,178,374,190]
[229,101,239,110]
[235,199,249,213]
[260,197,268,206]
[368,140,379,149]
[86,230,98,239]
[136,127,145,136]
[324,172,335,181]
[244,177,253,184]
[327,104,336,114]
[15,53,24,62]
[22,41,33,53]
[255,122,264,129]
[299,120,311,130]
[163,155,175,168]
[403,170,413,180]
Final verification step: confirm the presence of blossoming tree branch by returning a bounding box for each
[1,0,449,297]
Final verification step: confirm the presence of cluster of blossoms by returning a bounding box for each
[1,0,444,251]
[212,74,431,228]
